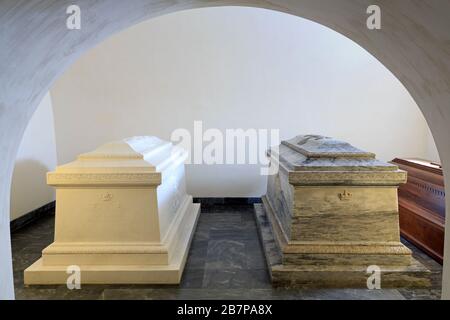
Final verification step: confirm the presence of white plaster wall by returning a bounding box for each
[10,92,57,221]
[51,7,438,197]
[425,127,441,164]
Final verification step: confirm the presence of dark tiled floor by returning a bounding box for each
[11,204,442,300]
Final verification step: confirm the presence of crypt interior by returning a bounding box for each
[3,3,449,300]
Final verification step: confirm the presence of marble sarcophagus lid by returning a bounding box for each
[25,136,200,285]
[255,135,430,288]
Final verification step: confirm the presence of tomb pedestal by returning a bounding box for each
[25,136,200,285]
[255,135,431,288]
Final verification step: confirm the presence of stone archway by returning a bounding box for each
[1,0,449,299]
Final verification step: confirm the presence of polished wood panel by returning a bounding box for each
[392,158,445,264]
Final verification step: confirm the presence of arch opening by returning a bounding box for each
[1,0,450,300]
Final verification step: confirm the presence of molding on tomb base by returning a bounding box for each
[281,242,412,255]
[47,172,162,186]
[288,170,407,186]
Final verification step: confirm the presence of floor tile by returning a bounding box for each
[203,269,271,289]
[205,240,247,270]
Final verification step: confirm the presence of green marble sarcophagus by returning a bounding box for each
[255,135,431,288]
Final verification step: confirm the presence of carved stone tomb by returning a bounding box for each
[25,136,200,284]
[255,135,431,288]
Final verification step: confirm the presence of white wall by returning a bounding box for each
[425,127,441,164]
[51,7,438,197]
[10,92,57,220]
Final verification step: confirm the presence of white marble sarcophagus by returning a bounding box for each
[25,136,200,284]
[255,135,430,288]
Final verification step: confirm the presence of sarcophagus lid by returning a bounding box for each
[270,135,406,186]
[47,136,187,186]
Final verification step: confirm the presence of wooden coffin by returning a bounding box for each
[391,158,445,264]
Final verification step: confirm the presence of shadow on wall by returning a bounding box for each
[10,160,54,221]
